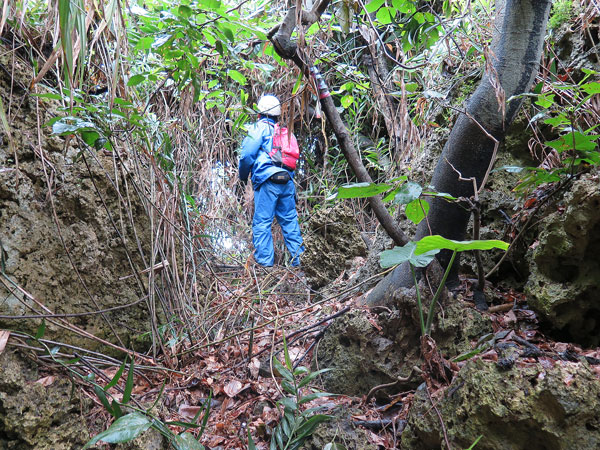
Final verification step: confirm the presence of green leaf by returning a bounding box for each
[33,92,63,100]
[273,358,293,382]
[291,414,332,442]
[452,346,485,362]
[405,199,429,224]
[127,74,146,86]
[122,356,135,404]
[200,0,221,11]
[279,397,298,413]
[35,319,46,339]
[544,114,569,127]
[135,36,154,50]
[274,426,285,449]
[364,0,385,13]
[80,130,100,147]
[391,0,413,13]
[282,380,297,395]
[341,94,354,108]
[293,366,309,377]
[173,432,205,450]
[333,182,391,199]
[248,429,257,450]
[283,335,293,370]
[464,435,483,450]
[546,131,598,152]
[415,235,509,255]
[51,117,98,136]
[178,5,193,18]
[421,191,457,201]
[111,400,123,419]
[298,392,332,405]
[82,413,152,448]
[215,40,225,57]
[219,24,235,42]
[380,242,439,268]
[94,385,114,416]
[534,93,554,108]
[376,6,394,24]
[228,69,247,84]
[581,82,600,95]
[297,368,332,389]
[105,358,127,391]
[394,181,422,204]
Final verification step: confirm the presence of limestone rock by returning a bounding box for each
[0,350,89,449]
[525,174,600,346]
[401,358,600,449]
[316,298,491,396]
[302,205,367,289]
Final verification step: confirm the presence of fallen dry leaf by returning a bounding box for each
[35,376,55,386]
[0,330,10,354]
[224,380,243,397]
[178,403,212,421]
[249,357,260,378]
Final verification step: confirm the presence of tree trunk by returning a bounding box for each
[366,0,552,306]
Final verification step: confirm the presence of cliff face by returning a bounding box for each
[0,46,152,351]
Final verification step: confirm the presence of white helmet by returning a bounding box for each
[257,94,281,116]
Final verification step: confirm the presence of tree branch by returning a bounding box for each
[268,7,409,246]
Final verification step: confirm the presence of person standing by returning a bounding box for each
[238,94,304,267]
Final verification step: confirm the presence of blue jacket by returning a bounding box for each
[238,117,292,190]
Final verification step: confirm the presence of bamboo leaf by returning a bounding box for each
[122,356,135,404]
[93,385,114,416]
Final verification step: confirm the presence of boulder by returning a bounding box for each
[401,358,600,449]
[525,174,600,346]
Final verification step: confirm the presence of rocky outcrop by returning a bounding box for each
[0,350,89,449]
[0,48,152,351]
[316,293,492,396]
[525,174,600,346]
[401,358,600,450]
[302,204,367,289]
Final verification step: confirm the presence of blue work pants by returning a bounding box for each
[252,179,304,266]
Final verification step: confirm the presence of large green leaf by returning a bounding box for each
[405,199,429,224]
[82,413,152,448]
[51,117,98,136]
[333,182,391,199]
[173,432,205,450]
[380,242,439,268]
[394,181,422,204]
[545,131,598,152]
[414,236,509,255]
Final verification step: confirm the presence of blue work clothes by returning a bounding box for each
[238,117,304,267]
[239,117,286,190]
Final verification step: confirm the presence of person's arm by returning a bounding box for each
[238,124,264,183]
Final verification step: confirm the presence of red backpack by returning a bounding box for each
[269,124,300,171]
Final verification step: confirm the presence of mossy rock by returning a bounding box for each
[0,350,90,449]
[525,173,600,346]
[316,292,491,396]
[302,204,367,289]
[401,358,600,449]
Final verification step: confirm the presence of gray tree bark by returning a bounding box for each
[366,0,552,306]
